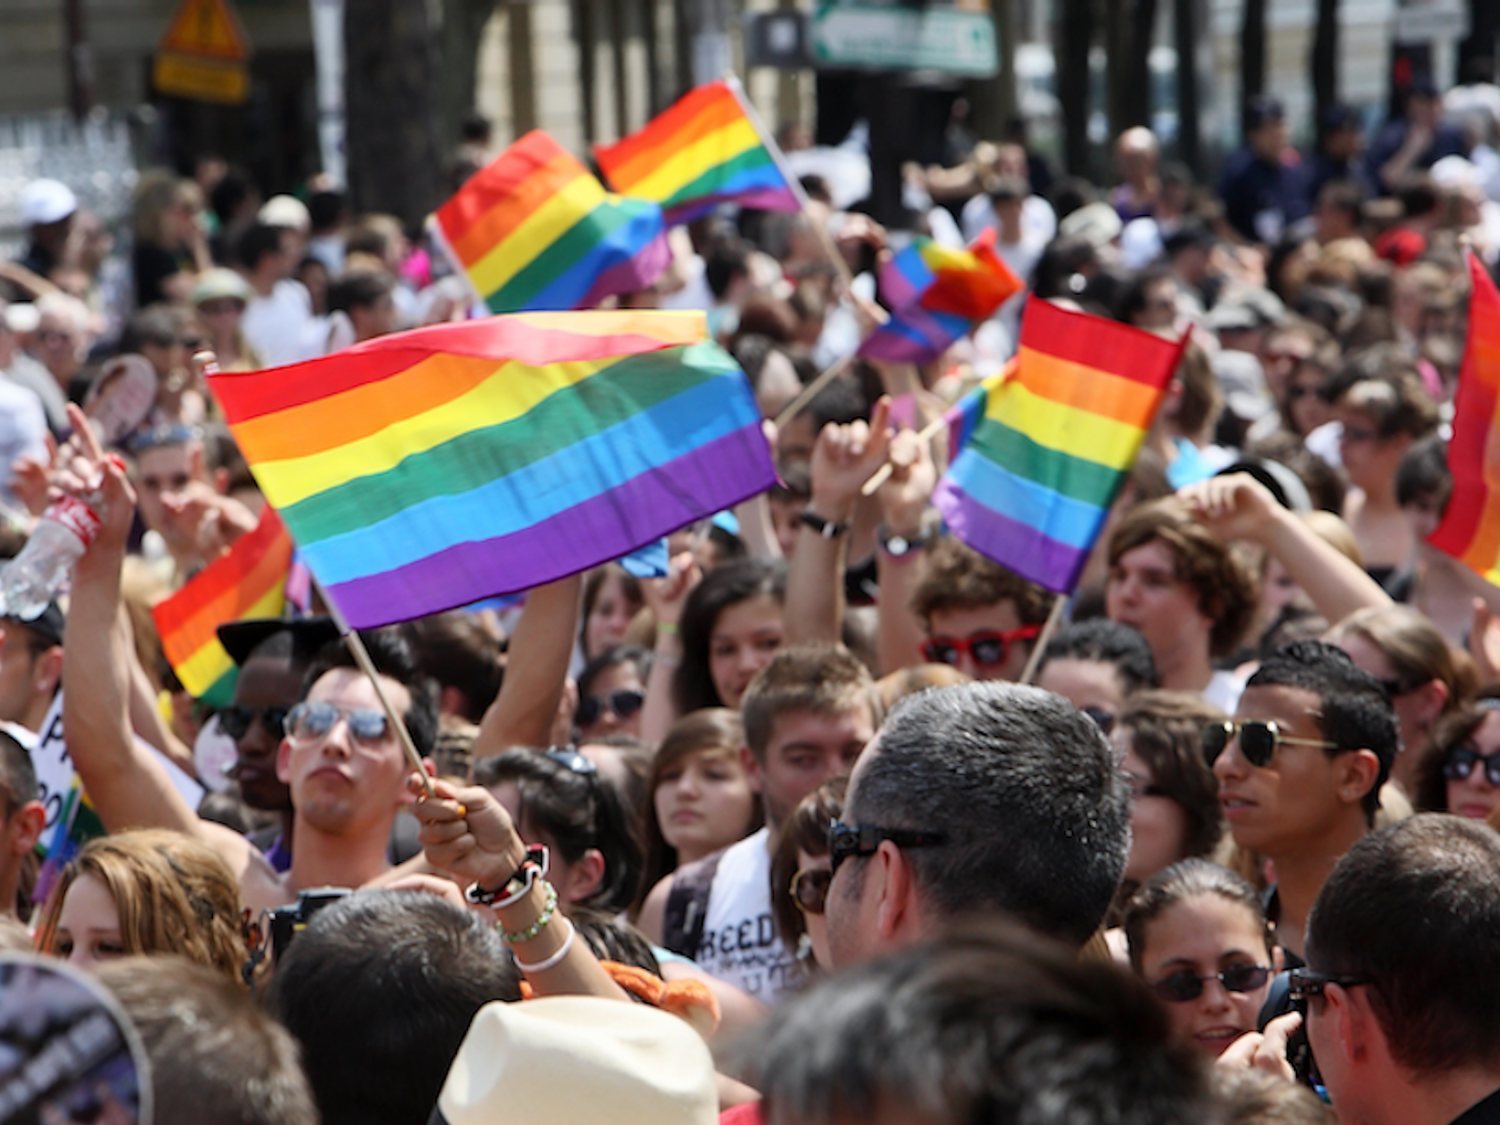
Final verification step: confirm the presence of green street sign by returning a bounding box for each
[811,4,998,77]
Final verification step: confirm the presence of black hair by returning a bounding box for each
[1245,640,1397,819]
[327,268,394,315]
[209,167,253,225]
[1112,265,1177,326]
[845,682,1129,947]
[1037,619,1160,696]
[1395,433,1452,513]
[237,222,289,271]
[1305,816,1500,1076]
[0,729,39,809]
[577,644,651,704]
[747,916,1216,1124]
[303,628,439,758]
[1116,691,1227,863]
[400,612,503,726]
[307,190,346,232]
[473,749,643,914]
[268,892,520,1125]
[704,237,752,300]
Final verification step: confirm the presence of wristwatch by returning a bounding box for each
[879,525,931,558]
[799,510,850,539]
[465,844,550,907]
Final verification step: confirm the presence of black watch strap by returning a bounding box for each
[799,510,849,538]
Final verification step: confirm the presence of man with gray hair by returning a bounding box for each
[825,680,1129,966]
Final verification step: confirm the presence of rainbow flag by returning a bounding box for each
[207,312,775,629]
[860,232,1022,364]
[594,78,800,225]
[1430,254,1500,581]
[152,505,294,707]
[432,130,670,313]
[935,299,1186,592]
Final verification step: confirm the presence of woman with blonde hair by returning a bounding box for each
[36,828,246,981]
[1326,603,1474,792]
[131,170,211,306]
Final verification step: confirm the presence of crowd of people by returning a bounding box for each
[0,69,1499,1123]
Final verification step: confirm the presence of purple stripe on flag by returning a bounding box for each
[324,424,776,627]
[578,231,673,307]
[934,477,1090,594]
[664,186,801,225]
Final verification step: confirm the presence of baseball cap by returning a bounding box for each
[258,194,311,233]
[18,179,78,226]
[3,602,66,647]
[216,617,339,668]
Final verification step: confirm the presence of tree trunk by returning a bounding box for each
[967,0,1018,142]
[1173,0,1203,176]
[1311,0,1339,141]
[345,0,445,230]
[1240,0,1266,136]
[1126,0,1158,130]
[438,0,501,155]
[1057,0,1094,176]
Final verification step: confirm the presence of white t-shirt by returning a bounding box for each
[692,827,804,1003]
[242,279,315,368]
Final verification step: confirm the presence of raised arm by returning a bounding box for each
[637,552,701,747]
[783,396,892,648]
[1179,473,1392,627]
[874,427,938,674]
[472,573,581,760]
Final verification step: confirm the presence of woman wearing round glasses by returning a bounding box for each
[769,777,846,972]
[1123,858,1280,1058]
[1414,700,1500,821]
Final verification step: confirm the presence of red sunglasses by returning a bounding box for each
[920,625,1041,669]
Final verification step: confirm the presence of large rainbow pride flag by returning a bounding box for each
[860,232,1021,364]
[594,78,800,225]
[208,312,775,628]
[433,130,670,313]
[1429,254,1500,582]
[152,505,293,706]
[936,299,1186,592]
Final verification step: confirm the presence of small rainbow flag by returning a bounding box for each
[432,130,670,313]
[860,232,1022,364]
[152,505,294,707]
[594,77,800,225]
[936,299,1186,592]
[208,312,775,629]
[1429,254,1500,582]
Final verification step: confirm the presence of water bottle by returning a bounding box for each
[0,496,102,620]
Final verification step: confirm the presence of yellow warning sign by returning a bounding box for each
[153,52,250,104]
[159,0,250,63]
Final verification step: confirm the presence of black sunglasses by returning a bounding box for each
[1287,967,1371,1011]
[218,704,289,742]
[827,820,948,874]
[1149,964,1272,1004]
[790,868,831,915]
[1083,706,1115,735]
[1442,744,1500,787]
[575,688,646,729]
[1203,720,1339,768]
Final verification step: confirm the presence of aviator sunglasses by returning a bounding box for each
[285,700,389,746]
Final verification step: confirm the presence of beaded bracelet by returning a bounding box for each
[499,880,559,944]
[513,917,577,974]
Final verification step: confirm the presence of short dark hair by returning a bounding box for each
[1245,640,1397,819]
[268,891,521,1125]
[401,612,503,725]
[327,267,394,315]
[1395,433,1452,512]
[0,729,39,810]
[473,749,643,913]
[747,916,1217,1124]
[909,536,1053,627]
[303,627,439,757]
[1037,619,1160,696]
[1306,815,1500,1075]
[100,956,318,1125]
[237,222,289,270]
[307,189,347,231]
[847,682,1129,946]
[704,237,752,300]
[741,645,880,761]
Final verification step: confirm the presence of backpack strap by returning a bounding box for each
[661,849,725,959]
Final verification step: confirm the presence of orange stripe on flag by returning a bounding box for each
[600,88,747,190]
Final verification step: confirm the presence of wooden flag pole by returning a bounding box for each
[1019,594,1068,685]
[860,412,947,495]
[773,354,852,430]
[313,576,435,797]
[722,72,857,295]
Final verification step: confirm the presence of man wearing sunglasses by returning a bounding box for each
[1297,816,1500,1124]
[825,680,1129,967]
[1207,640,1395,963]
[904,537,1052,682]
